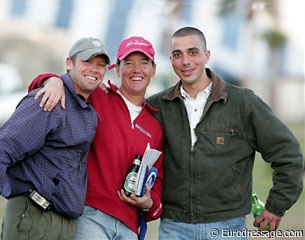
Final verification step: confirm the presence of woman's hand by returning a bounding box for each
[35,77,65,111]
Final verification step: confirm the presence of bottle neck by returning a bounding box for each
[252,193,259,204]
[134,159,141,165]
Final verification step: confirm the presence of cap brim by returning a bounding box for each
[118,48,154,61]
[108,64,117,70]
[78,49,110,64]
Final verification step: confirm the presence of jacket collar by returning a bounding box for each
[107,80,159,114]
[61,74,91,109]
[162,68,228,104]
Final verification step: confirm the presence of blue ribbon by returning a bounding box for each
[138,167,158,240]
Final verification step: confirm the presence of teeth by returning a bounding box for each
[86,76,96,81]
[132,77,142,81]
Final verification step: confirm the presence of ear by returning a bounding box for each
[151,63,157,78]
[115,65,121,77]
[205,50,211,63]
[66,57,73,71]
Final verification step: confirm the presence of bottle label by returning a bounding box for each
[124,172,137,194]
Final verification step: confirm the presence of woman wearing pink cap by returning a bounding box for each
[27,36,164,240]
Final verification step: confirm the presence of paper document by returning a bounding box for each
[135,143,162,196]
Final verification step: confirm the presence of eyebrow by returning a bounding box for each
[172,47,199,54]
[124,56,150,61]
[187,47,199,52]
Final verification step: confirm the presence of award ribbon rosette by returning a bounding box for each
[136,143,161,240]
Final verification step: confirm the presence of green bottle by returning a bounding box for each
[252,190,270,231]
[123,154,142,196]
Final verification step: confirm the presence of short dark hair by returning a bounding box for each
[172,27,207,50]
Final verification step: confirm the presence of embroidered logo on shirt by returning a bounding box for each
[216,136,225,145]
[135,124,152,138]
[153,203,163,217]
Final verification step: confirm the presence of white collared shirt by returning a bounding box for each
[181,83,212,146]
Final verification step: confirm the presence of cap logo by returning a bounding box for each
[92,40,102,47]
[126,39,148,47]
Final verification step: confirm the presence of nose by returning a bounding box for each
[132,62,141,73]
[181,55,190,65]
[133,68,140,73]
[89,64,99,73]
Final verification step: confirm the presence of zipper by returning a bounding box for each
[79,160,82,171]
[190,144,195,152]
[205,128,236,135]
[190,145,194,222]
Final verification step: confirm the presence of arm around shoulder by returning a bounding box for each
[28,73,65,111]
[28,73,61,92]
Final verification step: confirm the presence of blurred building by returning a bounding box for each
[0,0,304,123]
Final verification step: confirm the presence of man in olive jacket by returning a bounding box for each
[146,27,304,239]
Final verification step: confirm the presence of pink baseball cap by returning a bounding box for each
[108,36,155,70]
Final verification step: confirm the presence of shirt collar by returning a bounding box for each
[106,80,159,114]
[180,82,212,100]
[61,74,90,108]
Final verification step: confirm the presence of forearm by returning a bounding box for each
[28,73,61,92]
[266,158,304,216]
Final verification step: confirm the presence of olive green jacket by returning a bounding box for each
[146,68,304,223]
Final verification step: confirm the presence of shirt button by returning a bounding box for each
[194,109,197,112]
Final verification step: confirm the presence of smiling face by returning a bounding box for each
[66,55,107,99]
[116,52,156,105]
[170,34,210,87]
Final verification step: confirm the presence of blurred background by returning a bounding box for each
[0,0,304,239]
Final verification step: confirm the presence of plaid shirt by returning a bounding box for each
[0,74,98,218]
